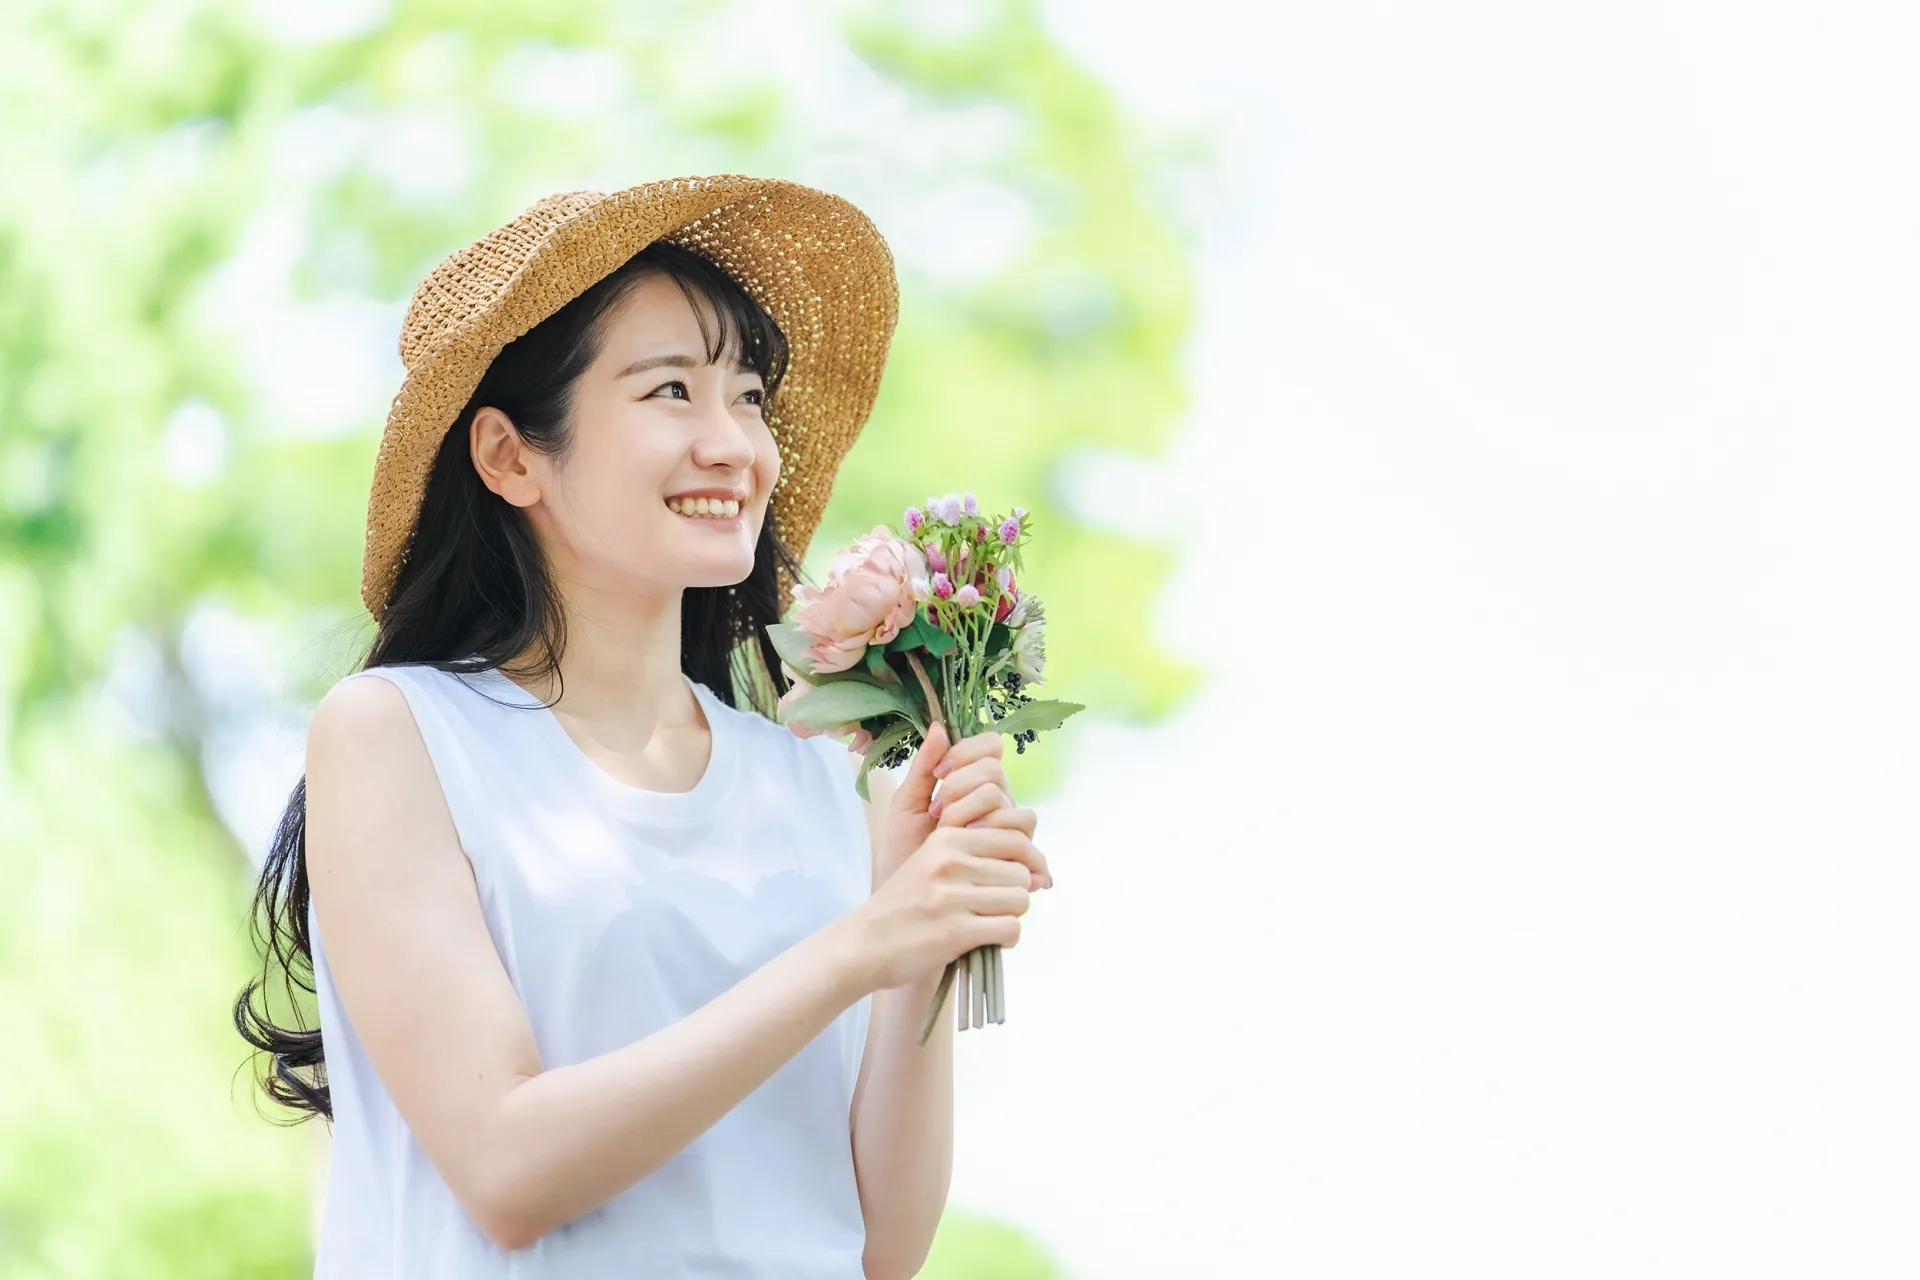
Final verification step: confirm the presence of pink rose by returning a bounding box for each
[789,524,927,673]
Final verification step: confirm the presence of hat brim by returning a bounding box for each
[361,175,898,618]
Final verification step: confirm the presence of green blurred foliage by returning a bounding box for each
[922,1211,1063,1280]
[0,0,1198,1273]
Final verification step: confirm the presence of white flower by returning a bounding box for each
[1009,595,1047,683]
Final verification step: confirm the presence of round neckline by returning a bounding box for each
[464,667,738,824]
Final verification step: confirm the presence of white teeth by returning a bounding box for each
[668,496,742,519]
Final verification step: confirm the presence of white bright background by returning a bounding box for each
[952,1,1920,1276]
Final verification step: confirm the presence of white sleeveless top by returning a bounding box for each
[308,663,875,1278]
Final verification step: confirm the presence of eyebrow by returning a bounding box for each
[614,353,756,379]
[614,355,698,379]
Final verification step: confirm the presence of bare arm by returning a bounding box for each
[306,677,1036,1252]
[851,766,957,1280]
[848,732,1048,1280]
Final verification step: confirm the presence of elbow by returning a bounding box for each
[460,1160,555,1253]
[469,1190,548,1253]
[864,1244,933,1280]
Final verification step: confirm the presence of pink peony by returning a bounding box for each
[789,524,927,673]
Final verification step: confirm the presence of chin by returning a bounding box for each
[681,549,758,590]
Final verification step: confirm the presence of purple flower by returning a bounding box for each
[962,492,979,517]
[931,571,954,599]
[905,506,925,534]
[998,516,1020,544]
[954,583,981,608]
[933,493,963,525]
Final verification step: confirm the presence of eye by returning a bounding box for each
[649,380,690,400]
[738,387,765,407]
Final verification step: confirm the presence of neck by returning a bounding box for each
[514,566,691,730]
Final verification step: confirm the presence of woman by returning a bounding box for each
[235,177,1051,1278]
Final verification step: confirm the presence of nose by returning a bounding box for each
[690,394,758,473]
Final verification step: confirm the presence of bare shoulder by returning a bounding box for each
[305,671,453,873]
[309,668,415,746]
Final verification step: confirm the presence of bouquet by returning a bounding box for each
[768,492,1081,1044]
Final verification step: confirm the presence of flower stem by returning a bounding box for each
[917,959,958,1046]
[903,649,945,737]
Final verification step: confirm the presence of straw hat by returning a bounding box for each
[360,174,899,618]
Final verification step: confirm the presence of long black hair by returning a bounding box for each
[235,239,798,1120]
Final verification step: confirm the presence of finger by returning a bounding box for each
[955,883,1032,916]
[931,729,1003,780]
[956,825,1050,887]
[892,722,949,814]
[938,784,1012,830]
[932,758,1012,808]
[956,854,1032,889]
[966,804,1036,838]
[951,827,1046,877]
[970,818,1050,888]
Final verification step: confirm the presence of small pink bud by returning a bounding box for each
[998,516,1020,544]
[927,543,946,573]
[954,583,981,608]
[932,572,954,599]
[905,507,925,533]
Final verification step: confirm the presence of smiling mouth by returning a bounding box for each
[665,496,742,519]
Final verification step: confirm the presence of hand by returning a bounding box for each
[884,723,1052,892]
[846,823,1044,992]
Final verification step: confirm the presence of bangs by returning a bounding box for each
[626,241,792,399]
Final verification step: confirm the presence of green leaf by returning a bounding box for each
[986,621,1013,656]
[855,719,920,802]
[989,699,1085,738]
[782,679,919,732]
[865,644,901,685]
[886,609,957,657]
[765,622,821,675]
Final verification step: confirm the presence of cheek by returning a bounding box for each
[753,431,781,502]
[556,429,673,533]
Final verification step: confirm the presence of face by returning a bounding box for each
[471,271,781,596]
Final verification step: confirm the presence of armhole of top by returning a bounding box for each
[340,667,487,876]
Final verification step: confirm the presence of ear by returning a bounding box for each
[470,406,543,508]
